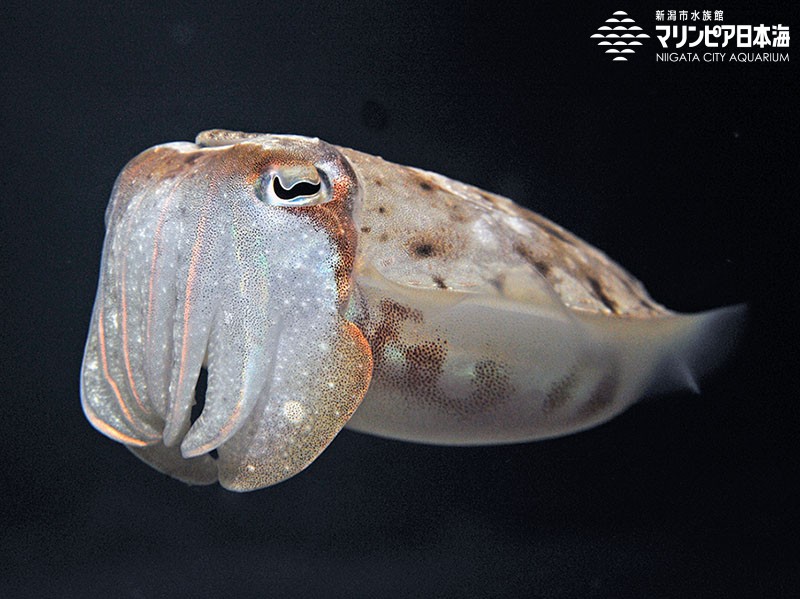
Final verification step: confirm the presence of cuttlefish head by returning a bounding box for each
[80,130,373,491]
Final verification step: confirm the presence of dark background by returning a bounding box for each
[2,1,798,597]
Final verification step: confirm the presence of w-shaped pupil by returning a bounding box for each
[273,177,321,200]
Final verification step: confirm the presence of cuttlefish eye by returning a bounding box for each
[256,164,330,207]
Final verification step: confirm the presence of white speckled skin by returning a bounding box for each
[81,130,743,491]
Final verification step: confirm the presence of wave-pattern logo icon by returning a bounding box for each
[591,10,650,61]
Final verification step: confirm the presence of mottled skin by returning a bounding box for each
[81,129,743,491]
[341,146,666,317]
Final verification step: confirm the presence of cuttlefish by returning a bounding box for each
[81,129,743,491]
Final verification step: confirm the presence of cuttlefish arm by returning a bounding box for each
[81,130,743,491]
[80,132,372,490]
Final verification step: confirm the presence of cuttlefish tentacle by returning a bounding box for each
[80,130,743,491]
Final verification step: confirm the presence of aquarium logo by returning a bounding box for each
[591,10,651,61]
[590,10,790,64]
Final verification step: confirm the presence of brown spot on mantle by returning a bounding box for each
[405,231,456,260]
[544,372,576,413]
[579,372,618,417]
[513,241,551,277]
[587,276,620,314]
[408,169,442,193]
[432,275,447,289]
